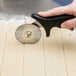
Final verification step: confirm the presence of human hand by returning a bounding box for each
[38,0,76,30]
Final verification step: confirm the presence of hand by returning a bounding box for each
[38,0,76,30]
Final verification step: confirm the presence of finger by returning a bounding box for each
[61,18,76,29]
[74,0,76,3]
[38,5,73,17]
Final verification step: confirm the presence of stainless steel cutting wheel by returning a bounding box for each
[15,24,41,44]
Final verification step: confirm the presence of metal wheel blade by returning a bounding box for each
[15,24,41,44]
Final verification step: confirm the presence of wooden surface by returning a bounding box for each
[0,20,76,76]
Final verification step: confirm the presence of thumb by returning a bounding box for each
[61,18,76,29]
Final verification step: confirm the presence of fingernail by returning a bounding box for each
[61,23,66,28]
[38,12,43,14]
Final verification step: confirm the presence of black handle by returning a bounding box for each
[31,13,75,37]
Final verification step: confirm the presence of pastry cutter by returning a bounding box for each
[15,13,75,44]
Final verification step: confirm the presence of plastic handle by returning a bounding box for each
[31,13,75,37]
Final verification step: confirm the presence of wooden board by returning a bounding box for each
[61,29,76,76]
[44,28,67,76]
[0,20,76,76]
[0,21,7,73]
[0,21,24,76]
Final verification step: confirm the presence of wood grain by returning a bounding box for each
[0,21,76,76]
[0,21,24,76]
[44,28,67,76]
[61,29,76,76]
